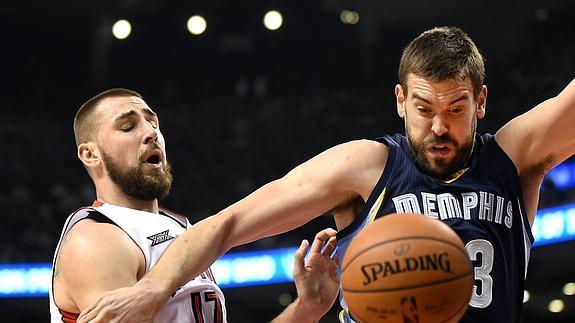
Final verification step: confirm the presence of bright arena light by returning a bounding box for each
[548,299,565,313]
[523,290,530,303]
[264,10,283,31]
[340,10,360,25]
[563,282,575,296]
[187,15,207,35]
[112,19,132,40]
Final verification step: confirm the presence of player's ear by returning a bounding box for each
[476,85,487,119]
[78,142,100,168]
[395,84,406,118]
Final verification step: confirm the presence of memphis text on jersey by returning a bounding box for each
[391,191,513,228]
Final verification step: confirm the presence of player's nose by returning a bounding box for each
[431,115,448,136]
[143,122,158,144]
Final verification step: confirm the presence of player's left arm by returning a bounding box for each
[496,78,575,220]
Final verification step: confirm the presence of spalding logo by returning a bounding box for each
[361,252,452,286]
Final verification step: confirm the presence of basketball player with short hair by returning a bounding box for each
[78,26,575,322]
[50,89,340,323]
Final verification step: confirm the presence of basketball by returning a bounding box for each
[341,213,473,322]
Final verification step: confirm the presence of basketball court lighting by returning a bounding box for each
[563,282,575,296]
[523,290,530,303]
[548,299,564,313]
[187,15,207,35]
[264,10,283,31]
[340,10,359,25]
[112,19,132,40]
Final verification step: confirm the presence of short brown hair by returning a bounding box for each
[398,26,485,97]
[73,88,142,146]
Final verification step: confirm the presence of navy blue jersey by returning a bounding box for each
[336,133,534,323]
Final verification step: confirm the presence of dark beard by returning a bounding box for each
[406,124,475,179]
[101,148,173,201]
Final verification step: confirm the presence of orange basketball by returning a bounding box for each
[341,213,473,323]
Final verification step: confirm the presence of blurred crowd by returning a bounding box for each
[1,16,574,264]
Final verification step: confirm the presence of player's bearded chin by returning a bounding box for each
[101,148,173,201]
[406,122,474,179]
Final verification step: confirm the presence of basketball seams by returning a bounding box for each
[341,271,472,293]
[341,236,469,273]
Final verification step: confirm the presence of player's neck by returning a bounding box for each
[95,184,159,214]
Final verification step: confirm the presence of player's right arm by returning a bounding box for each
[78,139,388,323]
[53,219,145,317]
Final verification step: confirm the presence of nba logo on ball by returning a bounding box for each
[341,213,473,323]
[400,296,419,322]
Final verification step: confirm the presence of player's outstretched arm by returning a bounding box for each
[496,78,575,169]
[78,140,387,322]
[495,78,575,223]
[272,229,340,323]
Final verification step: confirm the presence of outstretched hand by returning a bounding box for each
[292,228,340,319]
[77,278,165,323]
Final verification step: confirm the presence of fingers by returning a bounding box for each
[78,300,101,323]
[293,239,309,277]
[310,228,337,255]
[309,228,337,255]
[321,236,337,258]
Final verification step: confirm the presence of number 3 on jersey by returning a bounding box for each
[465,239,494,309]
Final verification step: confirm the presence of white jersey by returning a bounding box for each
[50,202,227,323]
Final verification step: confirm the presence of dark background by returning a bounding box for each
[1,0,574,321]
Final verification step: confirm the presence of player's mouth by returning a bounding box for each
[428,144,453,158]
[142,149,164,169]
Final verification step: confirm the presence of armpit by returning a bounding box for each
[329,194,364,230]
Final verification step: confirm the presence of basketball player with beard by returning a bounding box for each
[50,88,339,323]
[78,27,575,323]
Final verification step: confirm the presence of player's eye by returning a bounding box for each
[120,123,135,132]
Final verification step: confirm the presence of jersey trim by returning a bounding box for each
[439,167,470,183]
[59,308,78,323]
[487,138,535,245]
[85,211,116,225]
[93,201,188,229]
[159,206,188,228]
[368,188,386,224]
[336,139,396,241]
[518,198,533,279]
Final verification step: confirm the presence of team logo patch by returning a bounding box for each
[147,230,175,246]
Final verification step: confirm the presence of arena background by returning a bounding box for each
[1,0,574,322]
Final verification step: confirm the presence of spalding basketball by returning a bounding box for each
[341,213,473,323]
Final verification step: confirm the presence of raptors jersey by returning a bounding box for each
[336,134,534,323]
[50,202,227,323]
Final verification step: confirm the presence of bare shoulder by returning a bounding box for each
[312,139,389,198]
[331,139,388,172]
[321,139,388,164]
[54,219,144,312]
[58,219,141,264]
